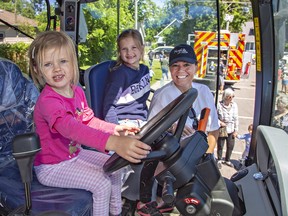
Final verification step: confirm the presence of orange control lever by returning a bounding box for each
[197,108,210,132]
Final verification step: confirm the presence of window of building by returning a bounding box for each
[0,33,4,42]
[249,28,254,36]
[245,42,255,51]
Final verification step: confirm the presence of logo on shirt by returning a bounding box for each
[117,74,150,105]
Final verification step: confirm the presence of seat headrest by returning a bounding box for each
[0,58,39,160]
[84,60,116,119]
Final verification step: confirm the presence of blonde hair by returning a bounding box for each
[28,31,79,89]
[113,29,144,69]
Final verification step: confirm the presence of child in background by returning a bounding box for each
[103,29,150,128]
[237,124,253,161]
[28,31,151,216]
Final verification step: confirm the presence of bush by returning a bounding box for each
[0,42,30,75]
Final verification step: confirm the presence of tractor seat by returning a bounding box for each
[84,60,116,119]
[0,58,92,215]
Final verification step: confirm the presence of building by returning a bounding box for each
[242,21,255,51]
[0,9,37,44]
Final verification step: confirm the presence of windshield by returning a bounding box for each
[272,0,288,134]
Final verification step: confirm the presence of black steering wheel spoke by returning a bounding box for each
[103,88,198,173]
[174,109,189,141]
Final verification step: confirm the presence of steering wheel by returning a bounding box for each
[103,88,198,173]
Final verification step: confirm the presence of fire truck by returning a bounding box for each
[188,30,252,91]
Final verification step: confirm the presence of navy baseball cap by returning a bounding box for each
[169,44,197,66]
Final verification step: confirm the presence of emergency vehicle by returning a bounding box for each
[190,30,252,90]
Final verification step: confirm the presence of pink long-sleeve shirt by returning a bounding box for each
[34,85,116,166]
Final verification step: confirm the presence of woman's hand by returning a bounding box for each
[114,125,140,136]
[106,135,151,163]
[220,121,227,127]
[182,125,195,137]
[168,123,194,137]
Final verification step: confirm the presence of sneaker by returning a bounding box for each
[137,201,163,216]
[217,160,222,169]
[225,161,234,167]
[122,198,137,216]
[157,202,174,213]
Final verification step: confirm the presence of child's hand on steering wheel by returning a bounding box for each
[114,125,140,136]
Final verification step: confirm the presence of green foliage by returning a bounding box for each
[149,60,163,85]
[131,0,158,23]
[18,23,37,38]
[163,1,217,46]
[1,0,36,19]
[78,0,135,66]
[219,1,252,32]
[0,43,30,75]
[35,8,59,32]
[1,0,252,69]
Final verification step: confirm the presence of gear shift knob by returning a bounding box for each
[12,132,41,183]
[12,132,41,215]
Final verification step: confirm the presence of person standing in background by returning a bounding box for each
[148,49,154,67]
[161,54,169,81]
[217,88,239,168]
[272,96,288,133]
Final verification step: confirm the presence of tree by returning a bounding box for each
[152,1,218,46]
[143,0,252,47]
[1,0,37,19]
[78,0,135,66]
[1,0,253,68]
[30,0,47,14]
[220,0,252,32]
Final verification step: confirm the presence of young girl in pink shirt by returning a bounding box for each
[28,30,151,216]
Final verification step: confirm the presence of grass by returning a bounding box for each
[81,59,164,86]
[145,59,163,86]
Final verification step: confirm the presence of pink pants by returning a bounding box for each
[34,149,122,216]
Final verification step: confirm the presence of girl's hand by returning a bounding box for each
[106,135,151,163]
[114,125,140,136]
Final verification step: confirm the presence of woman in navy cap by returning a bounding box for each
[136,44,220,216]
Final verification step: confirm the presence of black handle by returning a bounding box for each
[162,175,176,204]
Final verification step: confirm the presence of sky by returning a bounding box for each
[153,0,164,7]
